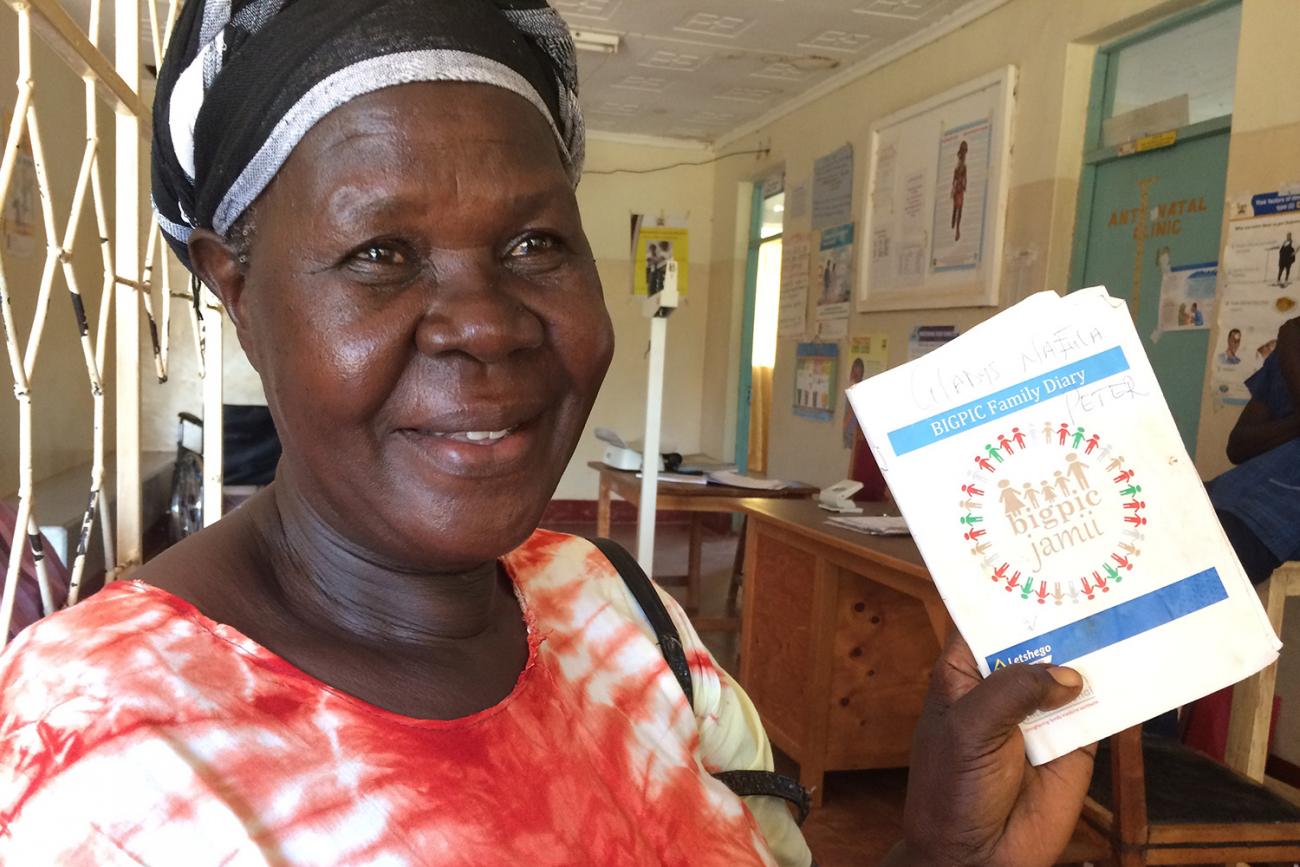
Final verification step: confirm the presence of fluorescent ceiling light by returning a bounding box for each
[571,29,622,54]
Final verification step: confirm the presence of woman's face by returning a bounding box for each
[207,83,613,570]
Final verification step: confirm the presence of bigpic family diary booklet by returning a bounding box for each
[847,287,1281,764]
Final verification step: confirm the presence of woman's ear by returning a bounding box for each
[188,228,260,369]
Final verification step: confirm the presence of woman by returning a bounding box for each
[0,2,1094,864]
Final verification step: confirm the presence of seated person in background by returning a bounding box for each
[1209,317,1300,583]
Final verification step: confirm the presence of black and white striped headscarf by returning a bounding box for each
[152,0,583,269]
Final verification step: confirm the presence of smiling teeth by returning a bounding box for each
[462,429,512,442]
[422,427,514,443]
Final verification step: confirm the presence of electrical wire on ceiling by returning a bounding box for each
[583,147,771,176]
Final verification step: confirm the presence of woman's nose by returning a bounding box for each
[413,262,545,364]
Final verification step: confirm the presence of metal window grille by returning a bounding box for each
[0,0,221,646]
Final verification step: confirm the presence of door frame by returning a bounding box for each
[1067,0,1239,291]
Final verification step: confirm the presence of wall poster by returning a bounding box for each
[815,223,854,339]
[859,66,1016,312]
[794,342,839,421]
[1211,191,1300,404]
[629,214,689,296]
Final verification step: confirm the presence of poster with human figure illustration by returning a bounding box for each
[859,68,1013,311]
[815,223,854,338]
[930,118,991,273]
[1211,196,1300,403]
[1155,256,1216,333]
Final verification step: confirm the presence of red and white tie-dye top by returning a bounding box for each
[0,530,811,866]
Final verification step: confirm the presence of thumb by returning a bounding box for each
[951,664,1083,747]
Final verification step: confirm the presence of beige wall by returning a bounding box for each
[556,137,718,500]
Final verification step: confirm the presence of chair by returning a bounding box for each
[1226,561,1300,783]
[1082,562,1300,865]
[1084,726,1300,865]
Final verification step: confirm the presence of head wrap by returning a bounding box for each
[151,0,584,269]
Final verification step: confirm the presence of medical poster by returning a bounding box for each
[859,68,1013,311]
[629,215,689,296]
[778,232,811,337]
[1211,195,1300,404]
[794,342,838,421]
[930,117,991,273]
[812,144,854,230]
[848,288,1279,765]
[842,333,889,448]
[815,223,854,339]
[1155,260,1216,333]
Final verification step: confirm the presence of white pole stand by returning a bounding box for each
[635,260,680,575]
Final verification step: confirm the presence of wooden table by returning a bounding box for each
[588,461,815,621]
[738,498,951,805]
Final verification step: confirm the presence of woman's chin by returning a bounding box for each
[369,474,552,567]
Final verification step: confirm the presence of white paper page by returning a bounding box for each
[826,516,910,535]
[707,471,789,491]
[848,287,1280,764]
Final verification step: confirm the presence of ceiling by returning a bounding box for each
[559,0,1000,146]
[52,0,1000,147]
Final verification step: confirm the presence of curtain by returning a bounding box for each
[747,364,774,473]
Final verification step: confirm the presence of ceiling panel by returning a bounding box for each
[563,0,997,144]
[52,0,998,148]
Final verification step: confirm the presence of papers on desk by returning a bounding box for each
[677,459,737,474]
[847,287,1281,765]
[636,472,709,485]
[705,470,790,490]
[826,515,910,536]
[634,470,791,490]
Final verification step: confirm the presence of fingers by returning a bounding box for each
[949,663,1084,748]
[926,632,982,711]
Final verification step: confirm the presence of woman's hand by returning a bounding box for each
[883,634,1097,867]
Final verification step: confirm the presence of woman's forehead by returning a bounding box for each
[301,83,563,165]
[267,85,573,221]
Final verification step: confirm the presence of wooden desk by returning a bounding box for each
[588,462,815,617]
[738,499,950,805]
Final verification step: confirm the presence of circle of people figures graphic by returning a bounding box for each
[958,422,1147,605]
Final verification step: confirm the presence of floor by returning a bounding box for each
[542,518,1111,866]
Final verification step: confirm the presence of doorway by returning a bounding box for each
[1070,1,1240,459]
[734,185,784,474]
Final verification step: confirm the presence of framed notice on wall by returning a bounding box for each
[858,66,1016,312]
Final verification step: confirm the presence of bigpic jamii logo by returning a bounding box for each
[960,421,1146,605]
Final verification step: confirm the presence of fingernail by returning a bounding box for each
[1046,666,1082,688]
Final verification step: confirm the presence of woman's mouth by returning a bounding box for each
[394,416,543,479]
[425,428,516,444]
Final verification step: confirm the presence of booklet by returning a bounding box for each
[847,287,1281,764]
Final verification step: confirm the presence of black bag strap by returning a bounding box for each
[587,536,812,826]
[587,536,694,705]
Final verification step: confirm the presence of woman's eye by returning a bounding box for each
[508,233,561,258]
[351,244,406,266]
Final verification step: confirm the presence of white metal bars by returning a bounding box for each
[0,0,201,646]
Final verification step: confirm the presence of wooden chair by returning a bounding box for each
[1081,563,1300,865]
[1084,726,1300,865]
[1226,561,1300,783]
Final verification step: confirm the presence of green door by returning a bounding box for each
[1075,131,1229,456]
